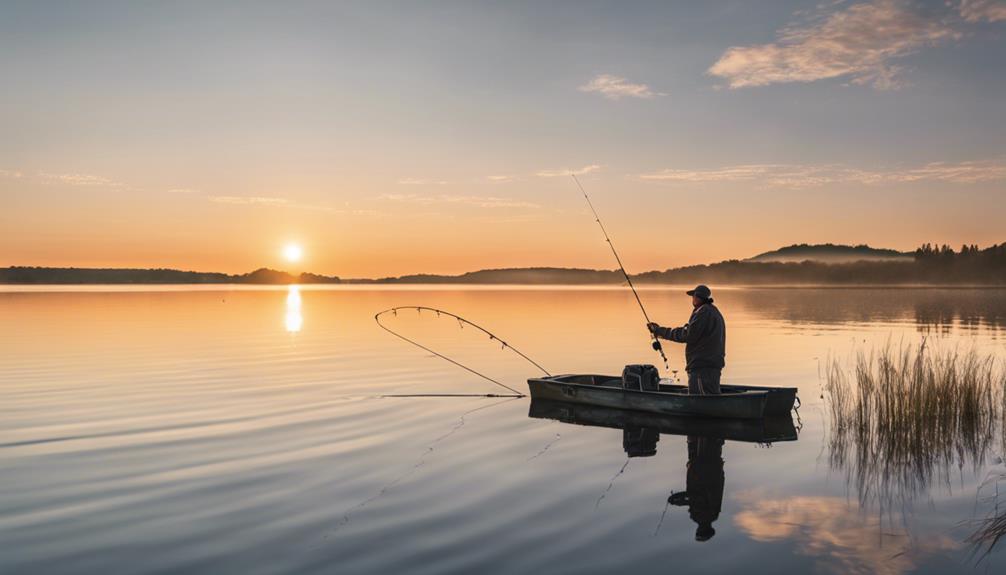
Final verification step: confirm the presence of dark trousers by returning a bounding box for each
[687,368,722,395]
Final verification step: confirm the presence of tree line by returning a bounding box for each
[636,242,1006,285]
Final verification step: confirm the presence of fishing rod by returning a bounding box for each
[571,173,669,369]
[375,306,552,397]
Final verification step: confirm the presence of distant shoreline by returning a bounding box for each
[3,282,1006,292]
[4,243,1004,286]
[3,269,1006,287]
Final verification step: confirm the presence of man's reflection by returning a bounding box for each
[669,436,725,542]
[526,400,789,544]
[619,427,724,541]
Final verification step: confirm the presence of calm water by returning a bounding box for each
[2,286,1005,574]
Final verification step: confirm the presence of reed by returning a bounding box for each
[825,341,1006,508]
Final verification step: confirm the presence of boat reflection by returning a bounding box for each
[529,400,798,542]
[528,400,799,445]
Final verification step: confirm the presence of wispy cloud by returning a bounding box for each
[888,160,1006,183]
[397,177,448,185]
[39,172,124,187]
[208,196,290,205]
[579,74,665,100]
[960,0,1006,22]
[3,168,150,192]
[640,164,788,183]
[10,169,356,214]
[380,193,540,209]
[207,195,342,212]
[472,213,546,224]
[486,175,518,183]
[708,0,960,90]
[637,159,1006,188]
[536,164,602,178]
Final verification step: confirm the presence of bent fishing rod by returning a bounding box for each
[571,173,669,369]
[375,306,551,397]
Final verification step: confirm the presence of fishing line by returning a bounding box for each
[571,174,669,369]
[320,396,517,541]
[380,393,523,398]
[375,306,551,397]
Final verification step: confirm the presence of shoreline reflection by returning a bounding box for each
[729,288,1006,333]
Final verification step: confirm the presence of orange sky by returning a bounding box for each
[3,167,1002,278]
[2,2,1004,278]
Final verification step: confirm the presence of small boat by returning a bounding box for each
[528,399,798,443]
[527,374,797,419]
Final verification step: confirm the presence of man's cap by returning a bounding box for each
[686,284,712,299]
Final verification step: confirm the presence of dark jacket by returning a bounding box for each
[655,303,726,371]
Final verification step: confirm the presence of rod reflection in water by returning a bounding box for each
[286,285,303,333]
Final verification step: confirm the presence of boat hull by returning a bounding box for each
[526,374,797,419]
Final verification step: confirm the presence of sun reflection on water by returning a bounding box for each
[285,285,303,333]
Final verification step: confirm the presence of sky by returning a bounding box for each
[1,0,1005,278]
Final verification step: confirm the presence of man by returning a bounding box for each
[647,284,725,395]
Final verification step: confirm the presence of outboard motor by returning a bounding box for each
[622,364,660,392]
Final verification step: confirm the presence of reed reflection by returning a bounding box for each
[285,285,303,333]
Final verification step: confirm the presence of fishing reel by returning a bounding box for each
[650,336,669,369]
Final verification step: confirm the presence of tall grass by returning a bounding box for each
[825,341,1006,508]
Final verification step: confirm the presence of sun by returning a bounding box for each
[283,243,303,263]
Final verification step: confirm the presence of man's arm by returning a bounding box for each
[649,322,687,342]
[649,308,709,344]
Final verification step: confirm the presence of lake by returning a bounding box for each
[2,286,1005,574]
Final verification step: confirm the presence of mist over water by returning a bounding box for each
[2,286,1005,574]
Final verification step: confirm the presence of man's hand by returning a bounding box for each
[647,322,661,335]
